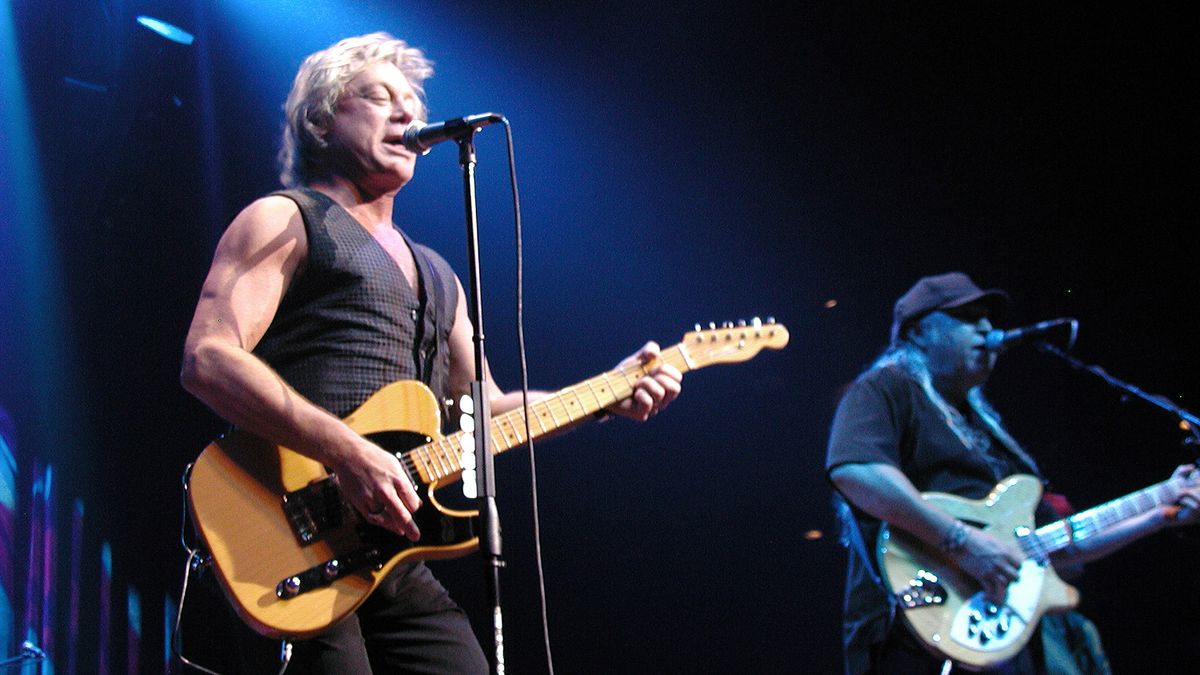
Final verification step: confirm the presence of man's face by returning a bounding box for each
[323,61,423,192]
[915,301,997,390]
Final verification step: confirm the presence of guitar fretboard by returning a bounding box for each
[401,343,696,485]
[1021,477,1188,560]
[392,320,789,486]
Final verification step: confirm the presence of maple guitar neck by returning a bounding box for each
[405,322,787,487]
[1021,475,1192,560]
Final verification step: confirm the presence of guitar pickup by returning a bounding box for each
[282,476,349,544]
[275,547,384,599]
[896,569,946,609]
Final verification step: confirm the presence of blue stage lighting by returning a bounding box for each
[136,16,195,45]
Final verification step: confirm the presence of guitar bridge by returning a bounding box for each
[896,570,946,609]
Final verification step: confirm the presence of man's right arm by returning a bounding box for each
[180,196,422,541]
[831,461,1024,602]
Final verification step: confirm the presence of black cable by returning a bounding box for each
[172,550,222,674]
[172,466,223,674]
[500,119,556,675]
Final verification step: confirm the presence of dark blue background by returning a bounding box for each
[2,1,1197,671]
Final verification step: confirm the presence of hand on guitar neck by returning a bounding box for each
[601,341,684,422]
[1162,463,1200,526]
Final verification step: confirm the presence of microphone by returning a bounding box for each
[402,113,504,154]
[985,318,1078,352]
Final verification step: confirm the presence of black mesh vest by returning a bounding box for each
[253,188,458,419]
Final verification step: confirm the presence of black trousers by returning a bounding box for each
[229,562,488,674]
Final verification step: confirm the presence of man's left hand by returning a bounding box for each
[607,341,683,422]
[1166,464,1200,526]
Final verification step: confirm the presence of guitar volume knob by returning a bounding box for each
[323,559,341,581]
[277,576,302,599]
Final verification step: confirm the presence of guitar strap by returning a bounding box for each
[967,391,1045,481]
[403,231,440,387]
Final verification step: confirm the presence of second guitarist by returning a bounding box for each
[824,272,1200,674]
[180,33,683,674]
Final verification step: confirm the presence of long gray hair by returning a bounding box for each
[868,342,1024,457]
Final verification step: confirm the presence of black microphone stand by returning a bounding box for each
[455,128,506,675]
[1038,342,1200,445]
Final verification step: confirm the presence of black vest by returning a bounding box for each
[254,188,457,418]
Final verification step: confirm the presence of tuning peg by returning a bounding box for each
[751,317,763,328]
[694,323,702,332]
[766,316,776,324]
[708,322,717,330]
[737,319,747,327]
[722,321,733,329]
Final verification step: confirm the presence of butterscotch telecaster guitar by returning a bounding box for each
[878,470,1199,670]
[187,321,788,639]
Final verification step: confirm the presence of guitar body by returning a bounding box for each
[187,380,479,639]
[878,475,1080,670]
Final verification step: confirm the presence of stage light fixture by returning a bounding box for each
[135,16,194,45]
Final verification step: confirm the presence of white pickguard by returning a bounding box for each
[948,559,1045,652]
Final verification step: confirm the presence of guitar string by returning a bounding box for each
[394,346,694,483]
[307,351,674,523]
[1021,479,1183,559]
[292,330,784,557]
[286,329,780,517]
[326,331,767,511]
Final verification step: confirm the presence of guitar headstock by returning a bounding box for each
[682,318,789,367]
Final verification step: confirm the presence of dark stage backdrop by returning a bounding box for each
[2,1,1198,672]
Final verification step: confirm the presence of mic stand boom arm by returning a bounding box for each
[1038,342,1200,445]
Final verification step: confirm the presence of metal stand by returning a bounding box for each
[456,131,506,675]
[1038,342,1200,444]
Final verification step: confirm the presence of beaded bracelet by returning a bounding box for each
[938,520,968,554]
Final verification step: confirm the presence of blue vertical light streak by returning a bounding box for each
[126,587,141,675]
[0,0,83,468]
[20,461,43,670]
[0,421,13,657]
[99,543,112,675]
[39,465,55,675]
[162,595,177,674]
[67,499,84,675]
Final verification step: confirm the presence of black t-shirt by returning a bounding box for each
[825,365,1050,673]
[827,366,1034,496]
